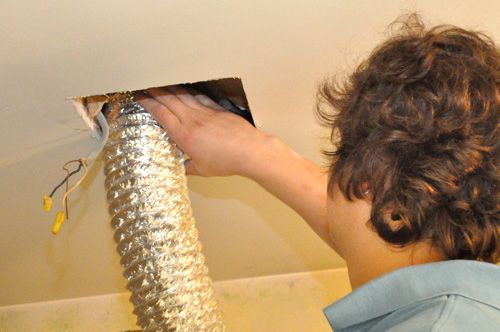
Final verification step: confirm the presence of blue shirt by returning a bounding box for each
[324,260,500,331]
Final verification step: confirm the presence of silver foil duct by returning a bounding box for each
[103,101,224,331]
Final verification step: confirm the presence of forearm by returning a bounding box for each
[241,133,335,249]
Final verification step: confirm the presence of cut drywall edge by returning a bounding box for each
[69,77,255,133]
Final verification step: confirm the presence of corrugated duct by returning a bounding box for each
[103,96,224,331]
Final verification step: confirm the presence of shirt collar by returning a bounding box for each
[323,260,500,331]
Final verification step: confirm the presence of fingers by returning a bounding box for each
[147,86,225,113]
[137,85,225,156]
[167,85,217,111]
[193,93,226,110]
[136,92,182,141]
[169,85,225,111]
[145,87,195,121]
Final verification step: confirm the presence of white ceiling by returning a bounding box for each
[1,0,498,306]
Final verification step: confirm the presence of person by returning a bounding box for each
[137,15,500,332]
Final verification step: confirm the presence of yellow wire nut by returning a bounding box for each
[51,211,65,235]
[43,195,52,212]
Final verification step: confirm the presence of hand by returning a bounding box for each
[136,86,269,177]
[138,86,334,249]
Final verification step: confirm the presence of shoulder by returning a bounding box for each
[324,261,500,332]
[380,294,500,331]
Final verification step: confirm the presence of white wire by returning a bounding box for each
[86,112,109,162]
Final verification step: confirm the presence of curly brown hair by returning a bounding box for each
[317,15,499,263]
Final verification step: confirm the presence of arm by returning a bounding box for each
[136,87,335,249]
[245,136,333,247]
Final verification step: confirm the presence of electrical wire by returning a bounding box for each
[86,112,109,162]
[64,166,69,218]
[44,111,109,234]
[47,112,108,199]
[48,162,83,198]
[60,158,89,218]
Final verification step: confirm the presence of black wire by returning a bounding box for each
[49,162,83,198]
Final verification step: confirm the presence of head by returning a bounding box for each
[317,15,499,266]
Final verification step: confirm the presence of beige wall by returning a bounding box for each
[0,268,351,332]
[1,0,499,308]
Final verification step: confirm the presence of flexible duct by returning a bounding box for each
[103,98,223,331]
